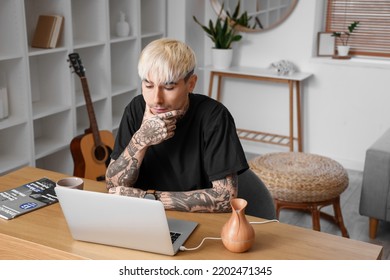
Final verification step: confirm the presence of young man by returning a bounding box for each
[106,38,248,212]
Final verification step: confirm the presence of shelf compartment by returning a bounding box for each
[0,123,31,174]
[33,110,73,159]
[141,0,165,36]
[111,90,137,129]
[0,0,24,59]
[110,40,139,94]
[76,98,111,136]
[24,0,69,51]
[71,0,107,47]
[29,51,71,119]
[36,148,73,175]
[72,45,109,107]
[0,58,29,129]
[109,0,139,40]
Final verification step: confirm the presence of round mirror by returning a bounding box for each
[210,0,298,33]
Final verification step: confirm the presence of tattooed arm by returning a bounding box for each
[105,136,147,196]
[158,173,238,212]
[105,107,183,191]
[109,173,238,213]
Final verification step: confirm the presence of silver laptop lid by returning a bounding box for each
[55,186,197,256]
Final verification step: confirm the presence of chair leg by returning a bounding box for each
[369,217,379,239]
[311,206,321,231]
[332,197,349,238]
[274,199,281,219]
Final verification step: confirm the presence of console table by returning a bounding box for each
[207,66,312,152]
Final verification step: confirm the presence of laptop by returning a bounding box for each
[54,186,198,256]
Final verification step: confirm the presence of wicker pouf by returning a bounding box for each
[250,152,349,237]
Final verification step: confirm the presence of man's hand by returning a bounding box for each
[133,105,184,148]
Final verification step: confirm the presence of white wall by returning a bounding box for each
[168,0,390,171]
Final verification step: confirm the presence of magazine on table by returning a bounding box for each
[0,178,58,220]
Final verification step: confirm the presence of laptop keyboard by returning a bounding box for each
[170,231,182,244]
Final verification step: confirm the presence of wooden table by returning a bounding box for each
[0,167,383,260]
[207,66,312,152]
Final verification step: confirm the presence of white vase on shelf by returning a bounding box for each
[212,48,233,69]
[116,11,130,37]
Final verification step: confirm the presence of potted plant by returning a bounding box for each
[193,3,243,69]
[332,21,360,56]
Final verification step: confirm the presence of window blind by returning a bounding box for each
[326,0,390,57]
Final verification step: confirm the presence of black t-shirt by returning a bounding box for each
[111,93,248,191]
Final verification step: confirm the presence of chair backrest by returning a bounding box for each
[237,169,276,220]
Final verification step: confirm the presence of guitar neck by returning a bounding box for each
[80,77,102,146]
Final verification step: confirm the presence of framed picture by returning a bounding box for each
[317,32,335,56]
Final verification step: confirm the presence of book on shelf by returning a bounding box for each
[0,178,58,220]
[31,15,64,49]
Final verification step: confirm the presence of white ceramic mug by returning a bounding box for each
[56,177,84,190]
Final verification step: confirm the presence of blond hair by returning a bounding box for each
[138,38,196,85]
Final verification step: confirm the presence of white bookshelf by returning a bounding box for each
[0,0,166,176]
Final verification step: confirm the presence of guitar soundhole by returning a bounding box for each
[94,145,107,162]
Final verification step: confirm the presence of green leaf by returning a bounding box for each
[348,21,360,33]
[232,0,241,19]
[192,1,244,49]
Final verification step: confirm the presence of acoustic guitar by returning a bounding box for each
[68,53,115,181]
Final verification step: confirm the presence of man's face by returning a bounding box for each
[142,73,197,115]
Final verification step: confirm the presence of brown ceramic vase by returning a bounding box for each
[221,198,255,253]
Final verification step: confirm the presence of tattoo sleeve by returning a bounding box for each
[158,173,238,213]
[106,108,184,194]
[105,136,147,190]
[106,114,174,190]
